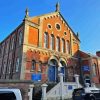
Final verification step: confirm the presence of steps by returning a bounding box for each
[32,82,57,100]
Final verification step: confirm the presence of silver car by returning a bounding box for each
[0,88,22,100]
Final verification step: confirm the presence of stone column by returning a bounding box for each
[41,84,48,100]
[28,84,34,100]
[74,74,80,88]
[59,73,64,100]
[85,83,90,87]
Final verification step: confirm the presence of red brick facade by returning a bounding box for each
[0,24,24,79]
[0,6,100,85]
[79,51,100,85]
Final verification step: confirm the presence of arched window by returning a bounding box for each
[56,37,60,51]
[50,34,55,50]
[92,63,97,76]
[66,40,70,54]
[6,42,9,54]
[1,46,4,56]
[31,60,36,70]
[16,57,20,72]
[38,61,42,72]
[7,60,11,73]
[11,38,14,50]
[19,31,23,45]
[44,32,49,48]
[3,62,6,74]
[62,39,65,53]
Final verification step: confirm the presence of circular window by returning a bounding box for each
[48,24,52,29]
[56,23,61,30]
[64,31,67,35]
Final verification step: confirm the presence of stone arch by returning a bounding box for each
[48,55,59,65]
[48,56,59,82]
[59,58,67,81]
[59,58,67,66]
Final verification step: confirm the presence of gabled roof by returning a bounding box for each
[28,11,80,42]
[59,12,80,42]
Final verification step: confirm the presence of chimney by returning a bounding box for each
[96,51,100,57]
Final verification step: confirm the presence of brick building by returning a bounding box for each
[79,51,100,85]
[0,3,80,82]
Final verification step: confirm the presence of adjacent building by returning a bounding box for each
[79,51,100,85]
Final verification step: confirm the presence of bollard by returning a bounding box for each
[28,84,34,100]
[85,83,90,88]
[74,74,80,88]
[59,73,64,100]
[41,84,48,100]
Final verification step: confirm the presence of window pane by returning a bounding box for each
[44,32,48,48]
[3,62,6,74]
[6,42,9,54]
[56,37,60,51]
[62,39,65,53]
[66,41,70,54]
[38,62,42,72]
[32,60,36,70]
[8,61,11,73]
[50,35,55,50]
[11,38,14,50]
[16,58,20,72]
[0,92,16,100]
[92,64,96,76]
[19,31,23,45]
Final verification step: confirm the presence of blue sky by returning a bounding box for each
[0,0,100,55]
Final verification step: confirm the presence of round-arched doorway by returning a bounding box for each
[59,60,67,81]
[48,59,58,82]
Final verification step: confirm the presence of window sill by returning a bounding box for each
[38,70,42,73]
[30,70,35,72]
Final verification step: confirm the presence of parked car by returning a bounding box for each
[0,88,22,100]
[72,87,100,100]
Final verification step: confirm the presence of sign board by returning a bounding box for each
[82,66,90,71]
[31,74,41,81]
[68,85,73,90]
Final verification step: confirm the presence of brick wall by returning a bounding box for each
[0,80,35,100]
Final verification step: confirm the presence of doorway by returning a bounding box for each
[48,59,58,82]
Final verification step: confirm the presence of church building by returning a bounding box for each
[0,3,84,83]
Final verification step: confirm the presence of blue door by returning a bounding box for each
[61,67,64,74]
[61,67,65,81]
[48,66,56,82]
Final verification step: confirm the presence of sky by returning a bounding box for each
[0,0,100,55]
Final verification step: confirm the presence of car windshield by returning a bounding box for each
[0,91,16,100]
[73,88,85,94]
[91,90,100,93]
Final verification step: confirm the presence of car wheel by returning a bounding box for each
[90,97,95,100]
